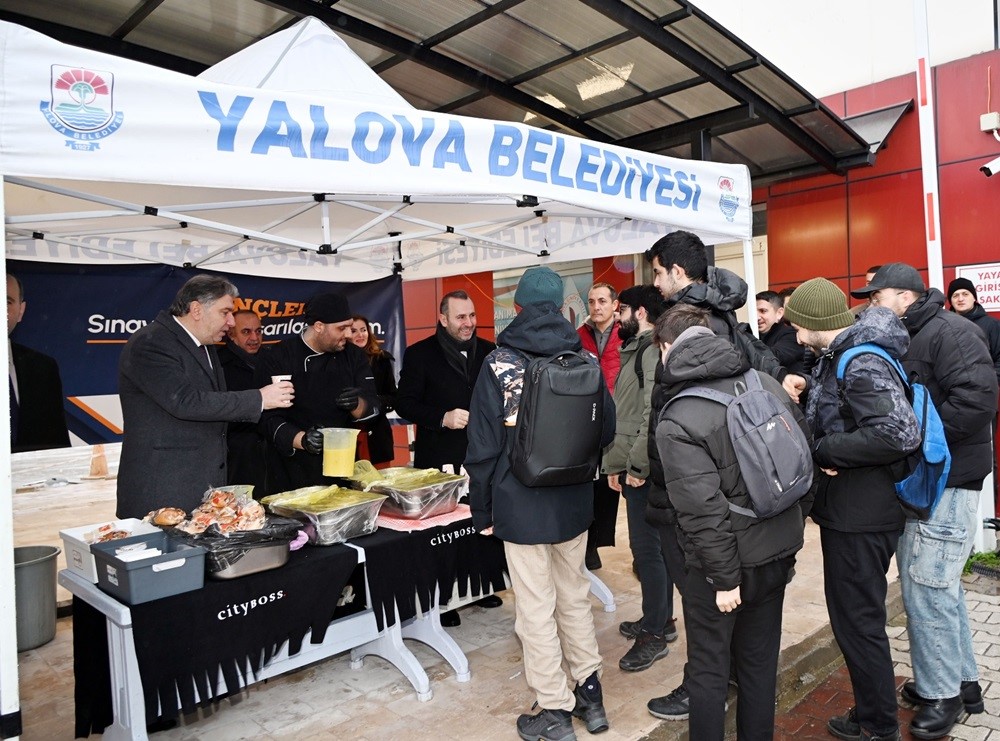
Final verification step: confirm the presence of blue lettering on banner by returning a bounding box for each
[195,92,722,215]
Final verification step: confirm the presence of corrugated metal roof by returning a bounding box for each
[0,0,880,183]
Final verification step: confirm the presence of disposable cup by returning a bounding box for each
[271,374,292,384]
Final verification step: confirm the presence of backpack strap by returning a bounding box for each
[835,343,907,387]
[633,336,654,388]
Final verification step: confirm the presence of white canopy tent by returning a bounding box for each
[0,17,752,730]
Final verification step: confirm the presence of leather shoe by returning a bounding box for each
[910,695,965,740]
[900,680,984,714]
[439,610,461,627]
[476,594,503,608]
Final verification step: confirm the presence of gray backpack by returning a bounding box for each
[663,370,813,518]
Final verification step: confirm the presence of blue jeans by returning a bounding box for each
[623,479,674,633]
[897,486,980,699]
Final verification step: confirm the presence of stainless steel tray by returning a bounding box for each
[263,487,387,545]
[208,541,290,579]
[348,467,466,520]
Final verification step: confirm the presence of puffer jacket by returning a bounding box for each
[670,267,786,382]
[953,303,1000,387]
[465,302,616,545]
[653,327,809,590]
[806,307,921,532]
[578,319,622,394]
[904,290,998,489]
[601,329,657,479]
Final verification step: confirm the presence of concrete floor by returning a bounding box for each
[12,445,849,740]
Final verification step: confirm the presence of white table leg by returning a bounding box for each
[400,607,471,682]
[350,614,433,702]
[586,569,616,612]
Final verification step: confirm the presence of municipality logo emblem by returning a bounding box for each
[40,65,124,151]
[718,176,739,223]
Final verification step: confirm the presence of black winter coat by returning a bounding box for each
[396,333,495,471]
[359,352,397,465]
[904,290,998,489]
[952,303,1000,388]
[805,308,921,533]
[465,303,616,545]
[653,327,809,591]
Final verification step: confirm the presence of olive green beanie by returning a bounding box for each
[783,278,855,331]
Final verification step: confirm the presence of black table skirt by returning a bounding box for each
[74,543,359,736]
[354,518,508,631]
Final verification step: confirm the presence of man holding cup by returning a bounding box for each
[256,291,379,493]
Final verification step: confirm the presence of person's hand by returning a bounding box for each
[301,426,324,455]
[335,387,361,411]
[625,474,646,488]
[607,473,622,492]
[716,586,741,613]
[442,409,470,429]
[479,526,494,536]
[261,380,294,410]
[782,374,806,403]
[821,467,838,477]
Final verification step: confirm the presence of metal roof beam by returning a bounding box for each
[111,0,168,40]
[618,105,758,151]
[258,0,611,141]
[576,0,847,173]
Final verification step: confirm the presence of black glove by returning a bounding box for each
[301,426,324,455]
[335,387,361,411]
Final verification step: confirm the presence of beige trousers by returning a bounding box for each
[504,532,603,711]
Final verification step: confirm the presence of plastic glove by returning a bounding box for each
[301,426,324,455]
[335,387,361,411]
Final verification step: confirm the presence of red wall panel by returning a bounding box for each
[401,278,440,331]
[936,49,1000,165]
[846,172,926,274]
[767,185,848,284]
[938,161,1000,267]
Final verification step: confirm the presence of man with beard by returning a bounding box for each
[218,310,266,492]
[396,289,502,624]
[256,292,379,493]
[947,277,1000,386]
[601,285,678,672]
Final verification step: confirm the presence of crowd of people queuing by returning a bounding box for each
[9,222,1000,741]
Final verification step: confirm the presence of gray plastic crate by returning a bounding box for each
[91,531,205,605]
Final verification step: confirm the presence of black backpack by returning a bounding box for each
[663,370,813,518]
[509,351,607,487]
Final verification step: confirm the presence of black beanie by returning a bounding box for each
[947,277,977,303]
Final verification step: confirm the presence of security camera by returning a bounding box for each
[980,155,1000,177]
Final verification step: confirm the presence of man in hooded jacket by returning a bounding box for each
[785,279,921,741]
[467,267,616,741]
[651,303,810,740]
[852,264,995,739]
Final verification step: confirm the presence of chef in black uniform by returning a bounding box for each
[256,292,378,493]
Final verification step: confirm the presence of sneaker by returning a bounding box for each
[516,707,577,741]
[618,630,670,672]
[900,679,984,714]
[648,684,689,721]
[572,672,609,734]
[827,708,859,740]
[619,618,678,643]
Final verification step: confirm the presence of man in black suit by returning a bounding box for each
[116,275,292,519]
[396,289,502,623]
[7,273,70,453]
[396,290,496,472]
[218,310,266,493]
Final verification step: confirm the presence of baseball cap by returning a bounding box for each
[849,263,925,298]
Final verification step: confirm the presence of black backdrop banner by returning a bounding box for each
[7,260,404,443]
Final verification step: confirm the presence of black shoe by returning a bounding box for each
[827,707,859,740]
[647,684,689,721]
[619,618,678,642]
[910,696,965,740]
[572,671,609,734]
[861,730,901,741]
[516,707,576,741]
[440,609,461,627]
[900,680,984,714]
[585,548,602,571]
[476,594,503,608]
[618,629,669,672]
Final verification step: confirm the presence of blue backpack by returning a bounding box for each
[835,343,950,520]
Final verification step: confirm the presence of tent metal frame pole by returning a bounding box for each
[742,238,759,337]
